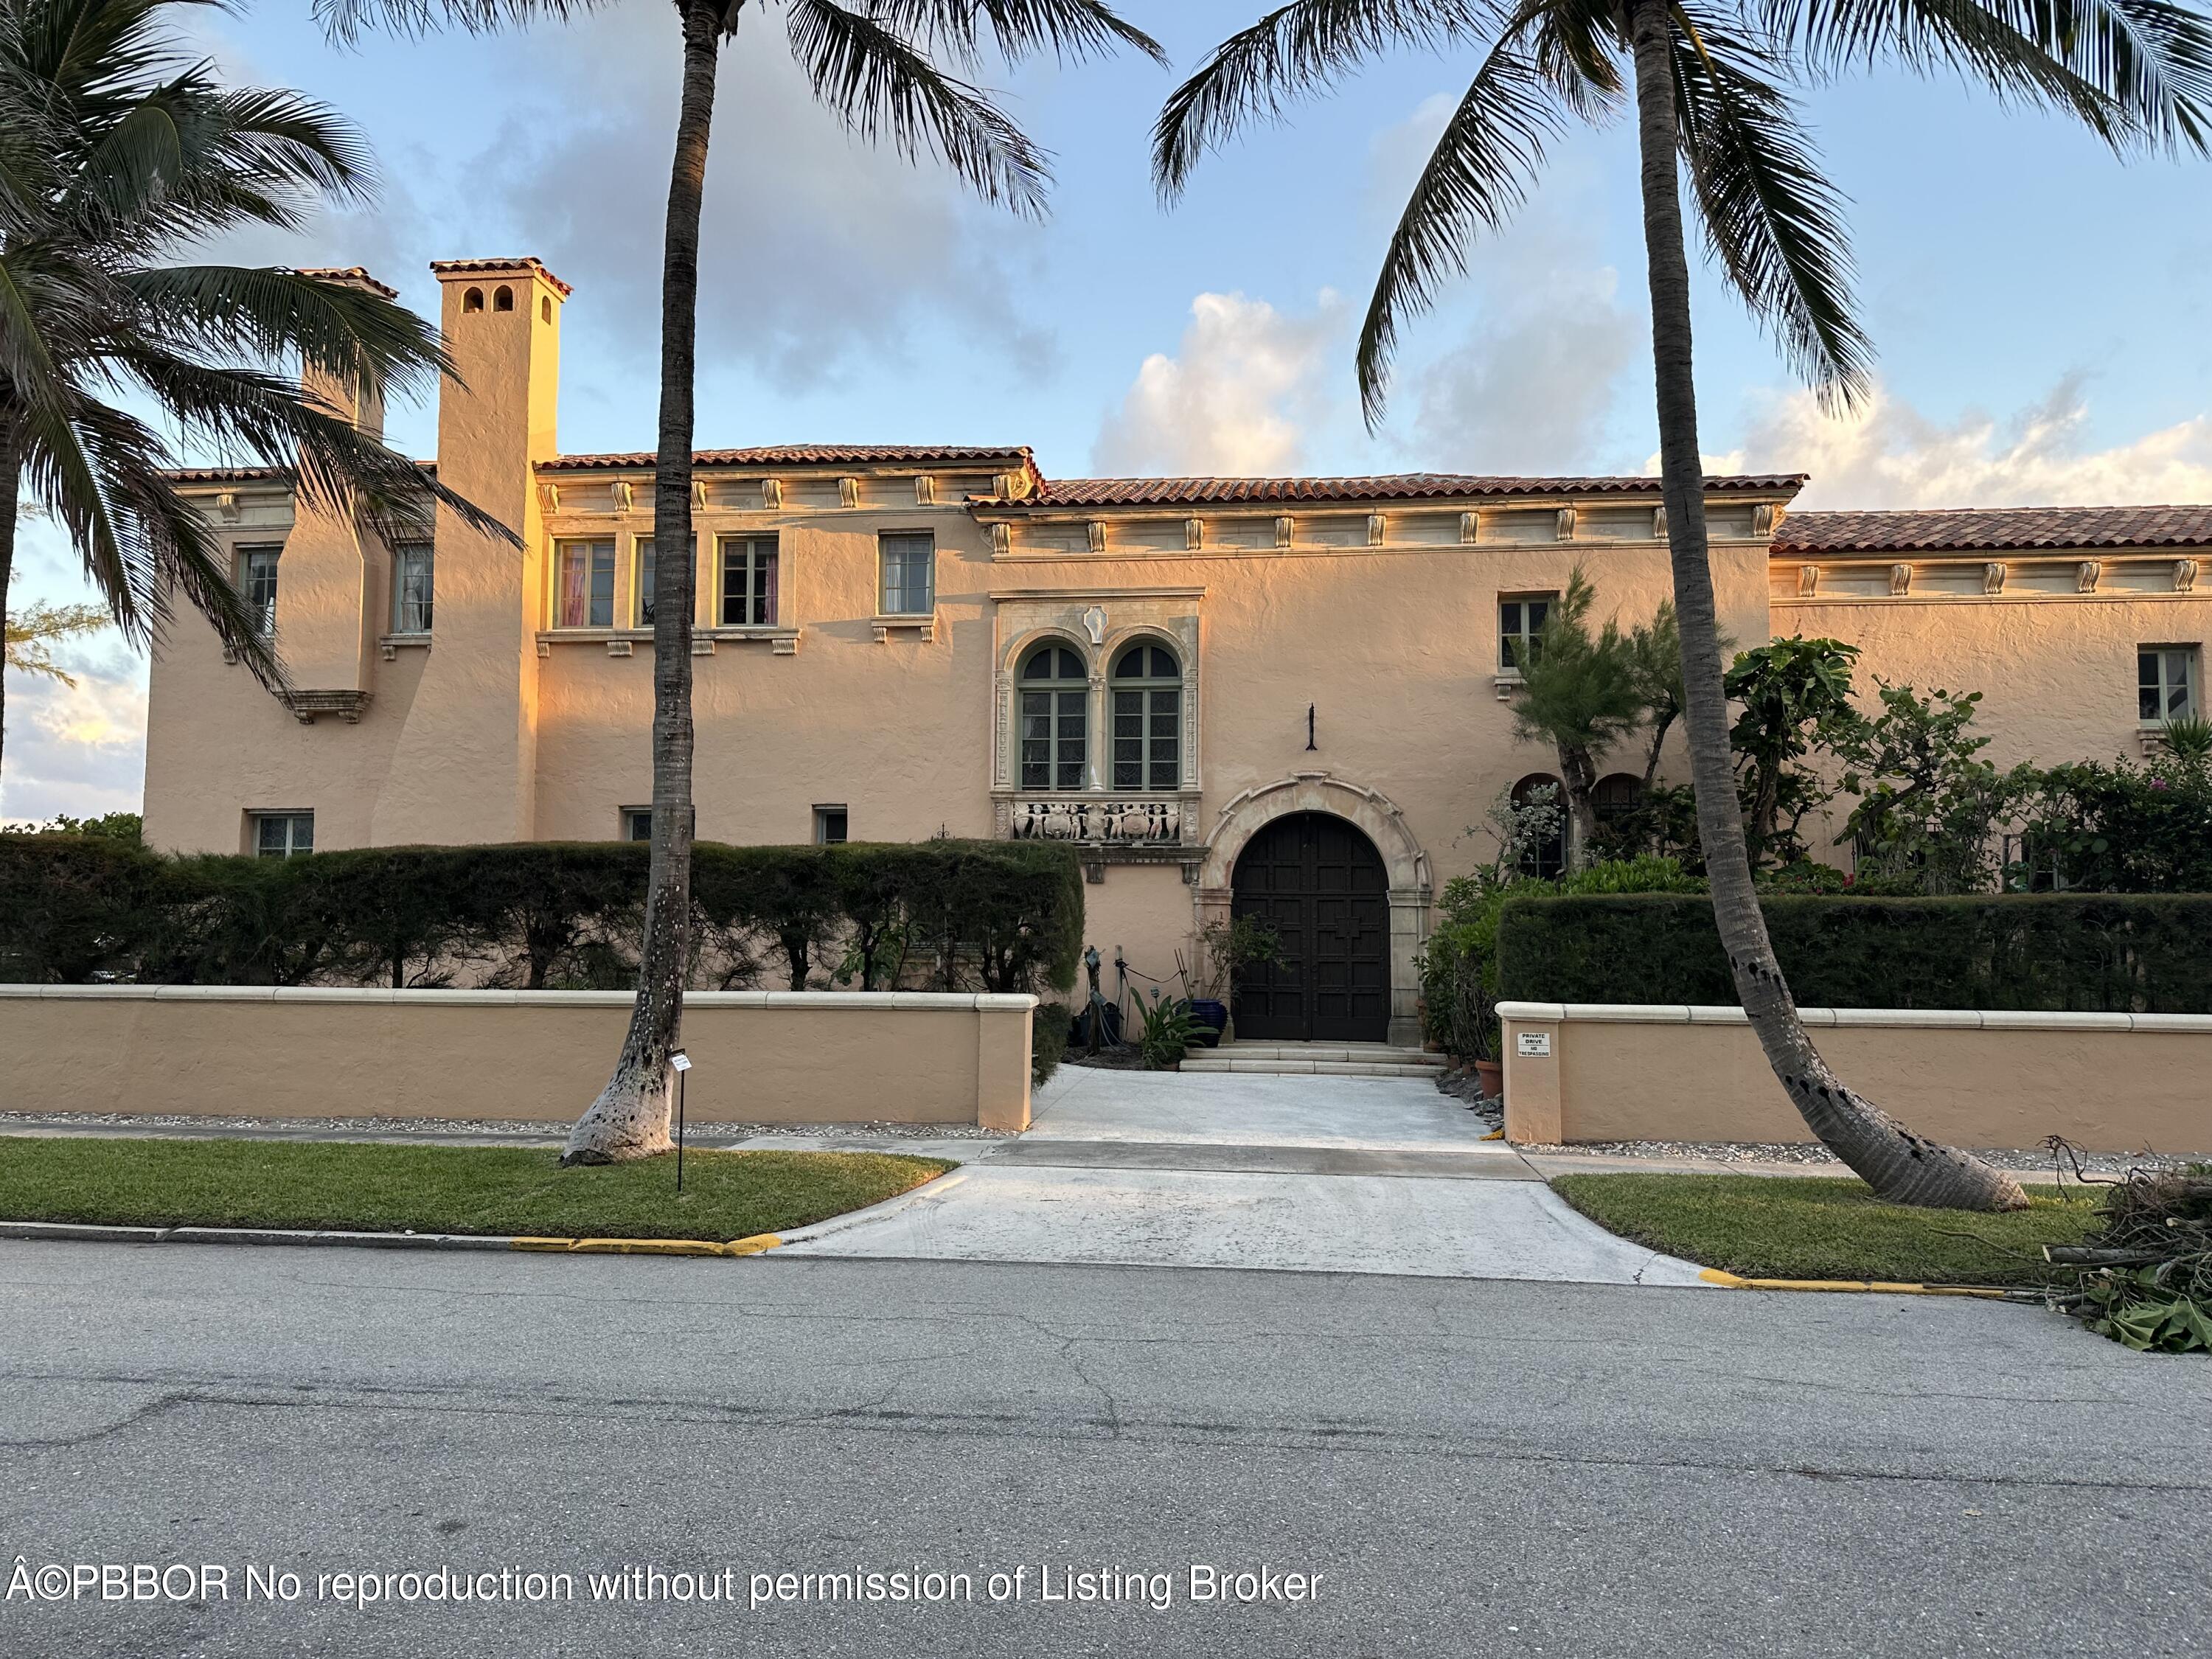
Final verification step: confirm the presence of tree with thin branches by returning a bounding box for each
[324,0,1164,1163]
[1157,0,2212,1208]
[0,0,509,778]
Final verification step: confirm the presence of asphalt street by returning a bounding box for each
[3,1240,2208,1658]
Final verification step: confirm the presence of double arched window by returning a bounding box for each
[1112,641,1181,791]
[1019,643,1088,790]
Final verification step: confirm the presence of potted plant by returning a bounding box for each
[1179,915,1279,1046]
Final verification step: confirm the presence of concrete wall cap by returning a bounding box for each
[1498,1001,2212,1034]
[3,984,1039,1012]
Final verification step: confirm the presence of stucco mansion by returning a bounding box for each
[145,258,2211,1048]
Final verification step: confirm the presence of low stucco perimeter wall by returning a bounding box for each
[1498,1002,2212,1155]
[0,987,1036,1130]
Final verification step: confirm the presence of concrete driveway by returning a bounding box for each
[779,1065,1708,1286]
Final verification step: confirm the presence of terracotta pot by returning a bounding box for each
[1472,1060,1503,1102]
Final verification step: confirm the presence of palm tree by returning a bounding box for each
[4,600,107,685]
[327,0,1164,1163]
[1158,0,2212,1209]
[0,0,509,777]
[1506,566,1641,854]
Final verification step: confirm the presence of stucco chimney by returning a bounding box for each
[294,266,397,442]
[367,257,568,846]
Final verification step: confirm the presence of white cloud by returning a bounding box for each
[1714,375,2212,509]
[1091,291,1346,476]
[1,654,148,825]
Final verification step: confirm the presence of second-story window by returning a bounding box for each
[1111,641,1182,792]
[2140,646,2200,723]
[635,537,657,626]
[880,532,934,615]
[555,538,616,628]
[1020,643,1088,790]
[720,535,779,626]
[392,542,434,633]
[1498,594,1553,673]
[239,545,281,635]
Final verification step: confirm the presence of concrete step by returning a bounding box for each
[1180,1057,1447,1078]
[1187,1043,1445,1068]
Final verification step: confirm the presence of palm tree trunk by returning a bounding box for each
[0,408,24,779]
[1625,0,2023,1211]
[563,1,722,1164]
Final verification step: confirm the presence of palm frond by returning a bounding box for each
[313,0,607,44]
[1759,0,2212,154]
[1355,34,1570,426]
[866,0,1166,70]
[785,0,1052,218]
[122,265,454,400]
[1670,7,1874,411]
[1153,0,1500,201]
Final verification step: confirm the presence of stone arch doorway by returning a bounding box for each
[1229,812,1391,1043]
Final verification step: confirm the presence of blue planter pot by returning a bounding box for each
[1188,998,1230,1046]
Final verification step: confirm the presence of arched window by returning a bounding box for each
[1512,773,1568,880]
[1593,772,1642,825]
[462,287,484,313]
[1018,641,1088,790]
[1111,640,1181,792]
[540,295,552,323]
[493,285,515,313]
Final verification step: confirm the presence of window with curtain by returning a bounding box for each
[1019,642,1088,790]
[392,542,433,633]
[1498,595,1554,673]
[2140,646,2199,723]
[554,539,616,627]
[635,537,656,626]
[720,535,778,626]
[238,546,281,635]
[879,532,934,615]
[1111,641,1181,792]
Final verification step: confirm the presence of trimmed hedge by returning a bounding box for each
[0,835,1082,998]
[1496,893,2212,1014]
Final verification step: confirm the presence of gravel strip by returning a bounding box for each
[1515,1138,2199,1176]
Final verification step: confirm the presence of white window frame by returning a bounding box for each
[1498,593,1554,676]
[250,811,313,858]
[238,544,282,636]
[2140,645,2201,725]
[878,532,936,616]
[391,540,434,635]
[813,804,849,845]
[633,535,658,629]
[718,534,780,627]
[552,538,618,630]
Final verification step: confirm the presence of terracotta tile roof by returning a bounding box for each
[1776,504,2212,554]
[296,265,399,302]
[538,444,1034,472]
[428,257,574,298]
[1020,473,1806,508]
[165,462,437,483]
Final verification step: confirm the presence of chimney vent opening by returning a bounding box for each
[462,287,484,313]
[493,285,515,313]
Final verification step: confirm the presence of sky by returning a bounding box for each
[7,0,2212,822]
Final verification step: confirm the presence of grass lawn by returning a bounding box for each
[1552,1173,2104,1287]
[0,1135,953,1241]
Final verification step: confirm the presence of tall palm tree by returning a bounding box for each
[1158,0,2212,1209]
[327,0,1164,1163]
[0,0,509,776]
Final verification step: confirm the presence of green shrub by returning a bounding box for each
[1497,892,2212,1013]
[1032,1001,1069,1087]
[0,836,1082,1001]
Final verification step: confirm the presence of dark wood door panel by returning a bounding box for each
[1229,813,1389,1043]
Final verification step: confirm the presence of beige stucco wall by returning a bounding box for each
[0,988,1035,1130]
[1499,1002,2212,1155]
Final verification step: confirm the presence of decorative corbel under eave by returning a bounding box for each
[536,481,559,515]
[1459,512,1479,545]
[1273,515,1294,550]
[2077,560,2103,594]
[2176,558,2199,593]
[215,490,240,523]
[760,477,783,509]
[1366,513,1386,547]
[838,476,860,508]
[1184,517,1203,552]
[1889,563,1913,597]
[1087,520,1107,554]
[989,522,1011,555]
[1752,504,1778,537]
[692,480,709,509]
[1652,506,1667,541]
[914,474,937,507]
[609,479,633,512]
[1796,565,1819,597]
[1983,562,2008,595]
[1555,506,1576,540]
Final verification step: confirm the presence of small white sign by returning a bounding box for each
[1515,1031,1552,1057]
[670,1052,692,1073]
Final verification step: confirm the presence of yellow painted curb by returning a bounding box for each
[1700,1267,2011,1300]
[508,1234,782,1258]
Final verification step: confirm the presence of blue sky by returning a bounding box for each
[7,0,2211,821]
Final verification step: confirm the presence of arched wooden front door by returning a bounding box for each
[1229,812,1390,1043]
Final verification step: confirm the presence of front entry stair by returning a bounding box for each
[1180,1042,1447,1079]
